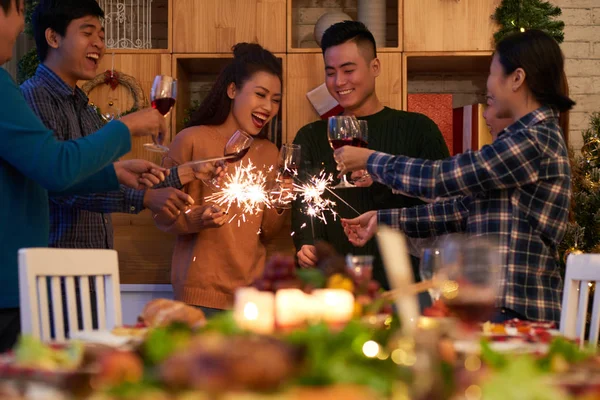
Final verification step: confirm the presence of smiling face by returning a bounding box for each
[228,70,282,136]
[0,0,25,65]
[323,40,379,113]
[47,15,105,82]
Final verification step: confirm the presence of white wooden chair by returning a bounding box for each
[559,253,600,346]
[18,248,122,342]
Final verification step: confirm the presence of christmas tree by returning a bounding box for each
[492,0,565,44]
[17,0,40,84]
[558,112,600,269]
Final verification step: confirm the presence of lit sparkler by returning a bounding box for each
[205,160,272,223]
[293,171,337,224]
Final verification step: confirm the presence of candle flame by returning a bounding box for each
[243,302,259,320]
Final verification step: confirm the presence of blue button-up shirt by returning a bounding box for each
[21,64,181,249]
[369,106,571,323]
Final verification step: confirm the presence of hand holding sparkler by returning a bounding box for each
[341,210,378,247]
[184,204,228,229]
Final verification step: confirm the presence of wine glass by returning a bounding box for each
[271,144,301,209]
[328,116,367,189]
[438,236,500,330]
[419,248,442,302]
[144,75,177,153]
[350,120,371,184]
[206,130,254,190]
[345,254,374,295]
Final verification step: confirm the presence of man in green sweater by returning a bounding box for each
[0,0,180,351]
[292,21,450,289]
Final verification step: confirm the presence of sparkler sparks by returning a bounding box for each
[205,160,272,223]
[294,172,337,223]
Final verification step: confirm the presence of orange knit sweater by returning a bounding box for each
[156,126,288,309]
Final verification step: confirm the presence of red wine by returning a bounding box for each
[351,137,368,148]
[444,298,495,325]
[151,98,176,116]
[329,138,368,150]
[225,147,250,163]
[329,138,353,150]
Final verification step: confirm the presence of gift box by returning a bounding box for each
[407,94,454,154]
[453,104,492,154]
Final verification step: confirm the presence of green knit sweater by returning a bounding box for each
[291,107,450,287]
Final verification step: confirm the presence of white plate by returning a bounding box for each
[69,330,134,348]
[454,339,549,354]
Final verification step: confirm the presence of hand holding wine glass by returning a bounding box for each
[271,143,301,209]
[329,116,372,188]
[144,75,177,153]
[205,130,254,190]
[119,108,168,143]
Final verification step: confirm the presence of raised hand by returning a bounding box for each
[120,108,168,145]
[297,244,318,268]
[143,187,194,219]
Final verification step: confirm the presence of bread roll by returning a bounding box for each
[141,299,206,329]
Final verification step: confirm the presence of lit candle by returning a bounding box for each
[233,287,274,334]
[275,288,313,328]
[312,289,354,325]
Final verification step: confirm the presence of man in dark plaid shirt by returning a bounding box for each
[337,106,571,323]
[20,0,208,250]
[21,63,195,249]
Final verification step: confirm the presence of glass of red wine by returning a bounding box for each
[271,143,301,209]
[438,235,500,332]
[328,116,368,189]
[206,130,253,190]
[144,75,177,153]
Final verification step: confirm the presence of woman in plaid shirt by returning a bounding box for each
[335,30,575,323]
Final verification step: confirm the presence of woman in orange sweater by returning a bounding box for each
[155,43,288,317]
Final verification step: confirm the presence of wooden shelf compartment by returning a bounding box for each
[287,0,401,52]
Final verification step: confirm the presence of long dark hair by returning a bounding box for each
[186,43,282,139]
[496,29,575,115]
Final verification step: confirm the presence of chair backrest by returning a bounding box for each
[18,248,122,342]
[560,253,600,346]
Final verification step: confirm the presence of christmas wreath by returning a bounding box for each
[81,70,147,118]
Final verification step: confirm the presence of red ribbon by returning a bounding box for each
[103,70,120,90]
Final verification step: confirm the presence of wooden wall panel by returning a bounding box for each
[173,0,286,53]
[404,0,500,52]
[82,53,174,284]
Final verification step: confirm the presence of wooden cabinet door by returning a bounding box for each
[286,53,402,143]
[173,0,286,53]
[404,0,501,52]
[81,53,175,284]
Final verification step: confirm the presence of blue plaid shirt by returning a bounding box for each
[370,107,571,323]
[21,64,181,249]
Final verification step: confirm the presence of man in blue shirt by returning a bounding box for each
[0,0,214,351]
